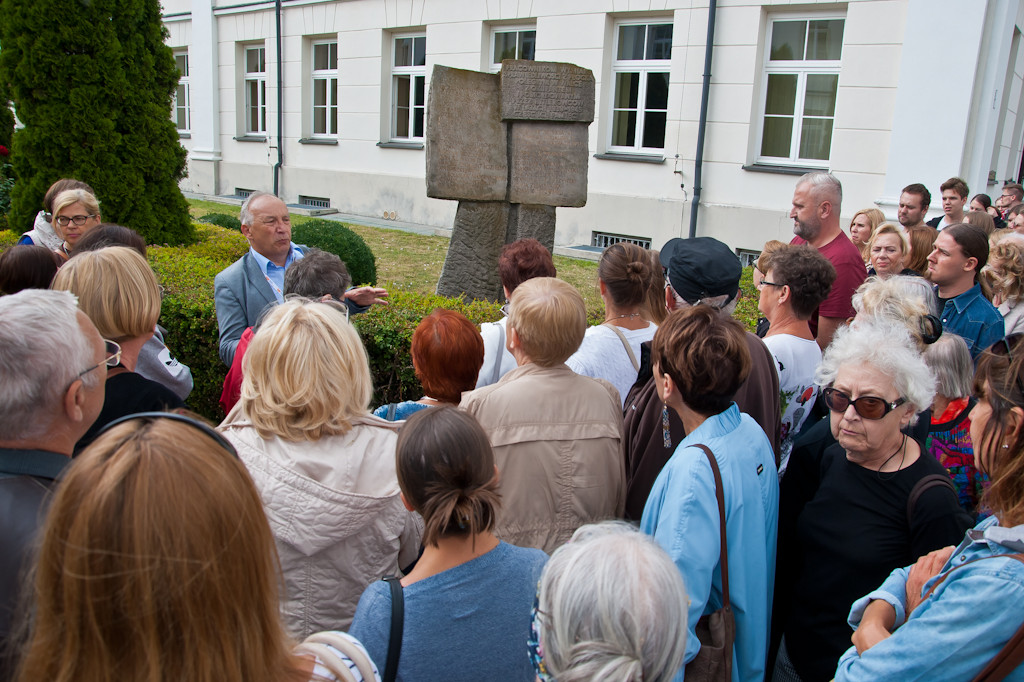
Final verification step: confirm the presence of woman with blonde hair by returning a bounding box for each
[983,238,1024,334]
[51,246,185,449]
[568,241,657,407]
[849,208,885,264]
[866,223,914,280]
[49,188,101,259]
[16,414,378,682]
[350,407,548,681]
[220,298,422,637]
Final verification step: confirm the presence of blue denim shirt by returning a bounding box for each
[938,283,1005,360]
[835,516,1024,681]
[641,404,779,682]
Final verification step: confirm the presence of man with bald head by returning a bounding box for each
[214,192,388,365]
[789,171,867,349]
[0,289,108,676]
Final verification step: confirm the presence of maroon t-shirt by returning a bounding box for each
[791,232,867,337]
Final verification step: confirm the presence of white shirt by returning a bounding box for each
[763,333,822,475]
[567,322,657,408]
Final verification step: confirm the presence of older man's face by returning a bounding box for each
[241,195,292,266]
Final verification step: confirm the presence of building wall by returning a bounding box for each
[164,0,1024,253]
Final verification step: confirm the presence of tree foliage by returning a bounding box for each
[0,0,194,244]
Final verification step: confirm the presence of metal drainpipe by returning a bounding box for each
[273,0,284,195]
[688,0,717,239]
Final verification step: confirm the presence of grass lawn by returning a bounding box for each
[187,199,760,330]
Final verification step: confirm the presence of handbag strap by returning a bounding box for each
[906,474,957,528]
[694,444,729,609]
[382,575,405,682]
[386,402,398,421]
[601,322,640,372]
[491,322,506,384]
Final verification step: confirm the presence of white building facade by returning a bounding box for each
[163,0,1024,256]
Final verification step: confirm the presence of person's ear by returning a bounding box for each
[660,368,677,403]
[665,285,676,311]
[240,222,253,239]
[776,284,790,305]
[507,325,519,353]
[964,256,979,273]
[599,279,608,297]
[63,379,87,424]
[819,200,833,220]
[400,492,415,512]
[898,403,914,430]
[1005,406,1024,444]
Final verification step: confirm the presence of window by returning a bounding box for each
[244,45,267,135]
[311,40,338,137]
[490,27,535,71]
[173,51,190,132]
[391,35,426,141]
[609,22,673,153]
[592,231,652,249]
[756,16,844,165]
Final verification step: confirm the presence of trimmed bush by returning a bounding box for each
[198,212,242,232]
[292,219,377,286]
[0,0,194,245]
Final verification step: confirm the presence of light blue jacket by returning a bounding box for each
[641,404,779,682]
[836,516,1024,681]
[939,283,1005,361]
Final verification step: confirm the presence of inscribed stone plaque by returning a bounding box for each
[506,204,556,248]
[436,201,509,301]
[500,61,595,123]
[426,66,507,202]
[508,122,589,207]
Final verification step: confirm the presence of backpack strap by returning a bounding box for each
[972,555,1024,681]
[601,322,640,372]
[381,575,405,682]
[386,402,398,422]
[907,474,957,528]
[694,444,729,609]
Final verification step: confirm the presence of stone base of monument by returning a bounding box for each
[436,201,508,301]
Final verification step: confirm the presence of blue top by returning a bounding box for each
[836,516,1024,681]
[349,540,548,682]
[372,401,432,421]
[938,283,1005,360]
[640,404,779,682]
[249,244,303,302]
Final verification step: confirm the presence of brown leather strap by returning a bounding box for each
[694,444,729,609]
[972,554,1024,682]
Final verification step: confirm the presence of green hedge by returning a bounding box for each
[292,218,377,286]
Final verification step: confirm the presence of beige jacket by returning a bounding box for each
[219,414,423,638]
[461,363,624,555]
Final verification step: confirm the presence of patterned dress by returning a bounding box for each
[925,397,990,521]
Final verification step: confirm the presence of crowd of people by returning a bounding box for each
[2,173,1024,682]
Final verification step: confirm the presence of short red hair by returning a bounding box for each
[498,238,556,295]
[412,309,485,403]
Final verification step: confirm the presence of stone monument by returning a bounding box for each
[427,60,595,301]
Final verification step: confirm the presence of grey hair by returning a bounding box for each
[283,249,352,299]
[798,171,843,208]
[924,333,974,400]
[816,321,936,422]
[537,521,689,682]
[0,289,96,441]
[668,285,738,315]
[852,275,940,346]
[239,191,279,228]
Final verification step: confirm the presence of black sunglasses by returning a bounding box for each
[94,411,239,459]
[822,387,907,420]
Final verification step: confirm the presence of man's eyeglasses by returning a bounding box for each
[76,339,122,379]
[55,214,97,227]
[822,387,907,420]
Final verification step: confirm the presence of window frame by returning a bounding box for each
[243,44,267,136]
[390,33,426,143]
[607,20,674,155]
[489,25,536,72]
[172,50,190,133]
[753,13,845,167]
[310,39,339,138]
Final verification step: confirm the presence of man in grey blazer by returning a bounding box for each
[214,192,387,365]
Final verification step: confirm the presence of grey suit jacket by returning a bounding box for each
[214,246,367,366]
[214,249,293,366]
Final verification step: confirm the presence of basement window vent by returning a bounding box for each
[591,232,652,250]
[298,195,331,209]
[736,249,760,268]
[234,188,256,199]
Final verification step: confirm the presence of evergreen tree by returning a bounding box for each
[0,0,193,243]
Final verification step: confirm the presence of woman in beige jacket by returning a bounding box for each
[220,299,422,637]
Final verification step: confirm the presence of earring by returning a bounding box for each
[1003,444,1010,449]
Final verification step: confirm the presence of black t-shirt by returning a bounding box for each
[775,441,972,681]
[76,367,187,452]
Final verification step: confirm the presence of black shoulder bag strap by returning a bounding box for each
[382,575,405,682]
[906,473,957,527]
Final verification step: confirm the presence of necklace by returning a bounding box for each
[606,312,641,321]
[876,434,908,480]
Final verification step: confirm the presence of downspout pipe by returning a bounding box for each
[688,0,717,239]
[273,0,284,195]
